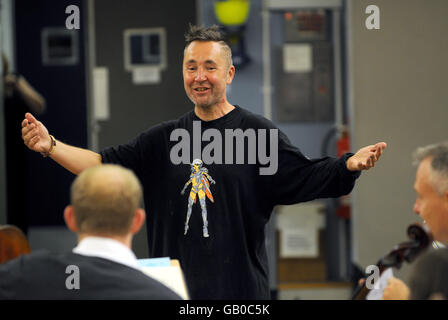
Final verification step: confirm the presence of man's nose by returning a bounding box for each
[413,201,420,215]
[194,68,207,82]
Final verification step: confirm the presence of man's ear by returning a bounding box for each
[226,65,235,85]
[130,208,146,235]
[64,206,79,233]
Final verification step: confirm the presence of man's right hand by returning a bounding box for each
[21,113,52,154]
[382,277,410,300]
[21,113,101,175]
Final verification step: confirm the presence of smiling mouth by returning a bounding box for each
[194,87,209,92]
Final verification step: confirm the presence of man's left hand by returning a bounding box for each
[346,142,387,171]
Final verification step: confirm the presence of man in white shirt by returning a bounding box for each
[0,164,182,300]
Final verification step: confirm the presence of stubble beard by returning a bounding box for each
[188,88,220,110]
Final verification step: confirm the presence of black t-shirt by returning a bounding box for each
[100,105,361,299]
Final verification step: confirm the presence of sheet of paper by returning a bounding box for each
[138,257,171,267]
[132,66,160,84]
[140,265,189,300]
[366,268,394,300]
[283,43,313,73]
[280,228,318,258]
[92,67,109,120]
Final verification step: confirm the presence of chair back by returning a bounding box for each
[0,225,31,263]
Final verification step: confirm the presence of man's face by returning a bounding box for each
[413,158,448,243]
[183,41,234,109]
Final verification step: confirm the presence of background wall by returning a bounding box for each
[15,0,88,227]
[349,0,448,280]
[94,0,196,150]
[200,0,264,118]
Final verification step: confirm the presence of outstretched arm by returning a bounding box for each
[21,113,101,175]
[272,139,387,205]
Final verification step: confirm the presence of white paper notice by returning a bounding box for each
[277,202,325,230]
[132,66,161,84]
[283,43,313,73]
[366,268,394,300]
[280,228,318,258]
[92,67,110,121]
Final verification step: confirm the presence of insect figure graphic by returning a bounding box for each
[181,159,216,237]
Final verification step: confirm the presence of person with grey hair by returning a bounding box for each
[0,164,182,300]
[20,24,386,299]
[383,141,448,300]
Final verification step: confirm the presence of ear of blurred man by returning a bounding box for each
[63,205,146,237]
[130,208,146,235]
[64,205,78,233]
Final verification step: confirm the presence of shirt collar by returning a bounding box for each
[73,236,140,270]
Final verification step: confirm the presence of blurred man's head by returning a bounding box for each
[413,142,448,244]
[64,165,145,246]
[183,25,235,109]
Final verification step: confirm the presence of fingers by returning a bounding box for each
[356,152,376,170]
[375,142,385,156]
[21,114,38,138]
[28,135,41,149]
[22,120,38,138]
[369,152,376,167]
[22,119,44,150]
[351,141,387,171]
[22,122,33,141]
[22,124,40,145]
[368,142,387,168]
[377,142,387,150]
[25,112,37,124]
[21,118,29,128]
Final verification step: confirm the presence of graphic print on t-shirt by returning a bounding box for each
[180,159,216,238]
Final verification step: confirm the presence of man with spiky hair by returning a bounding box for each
[21,25,386,299]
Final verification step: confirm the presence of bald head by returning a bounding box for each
[70,164,143,236]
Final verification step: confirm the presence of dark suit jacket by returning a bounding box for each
[0,250,182,300]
